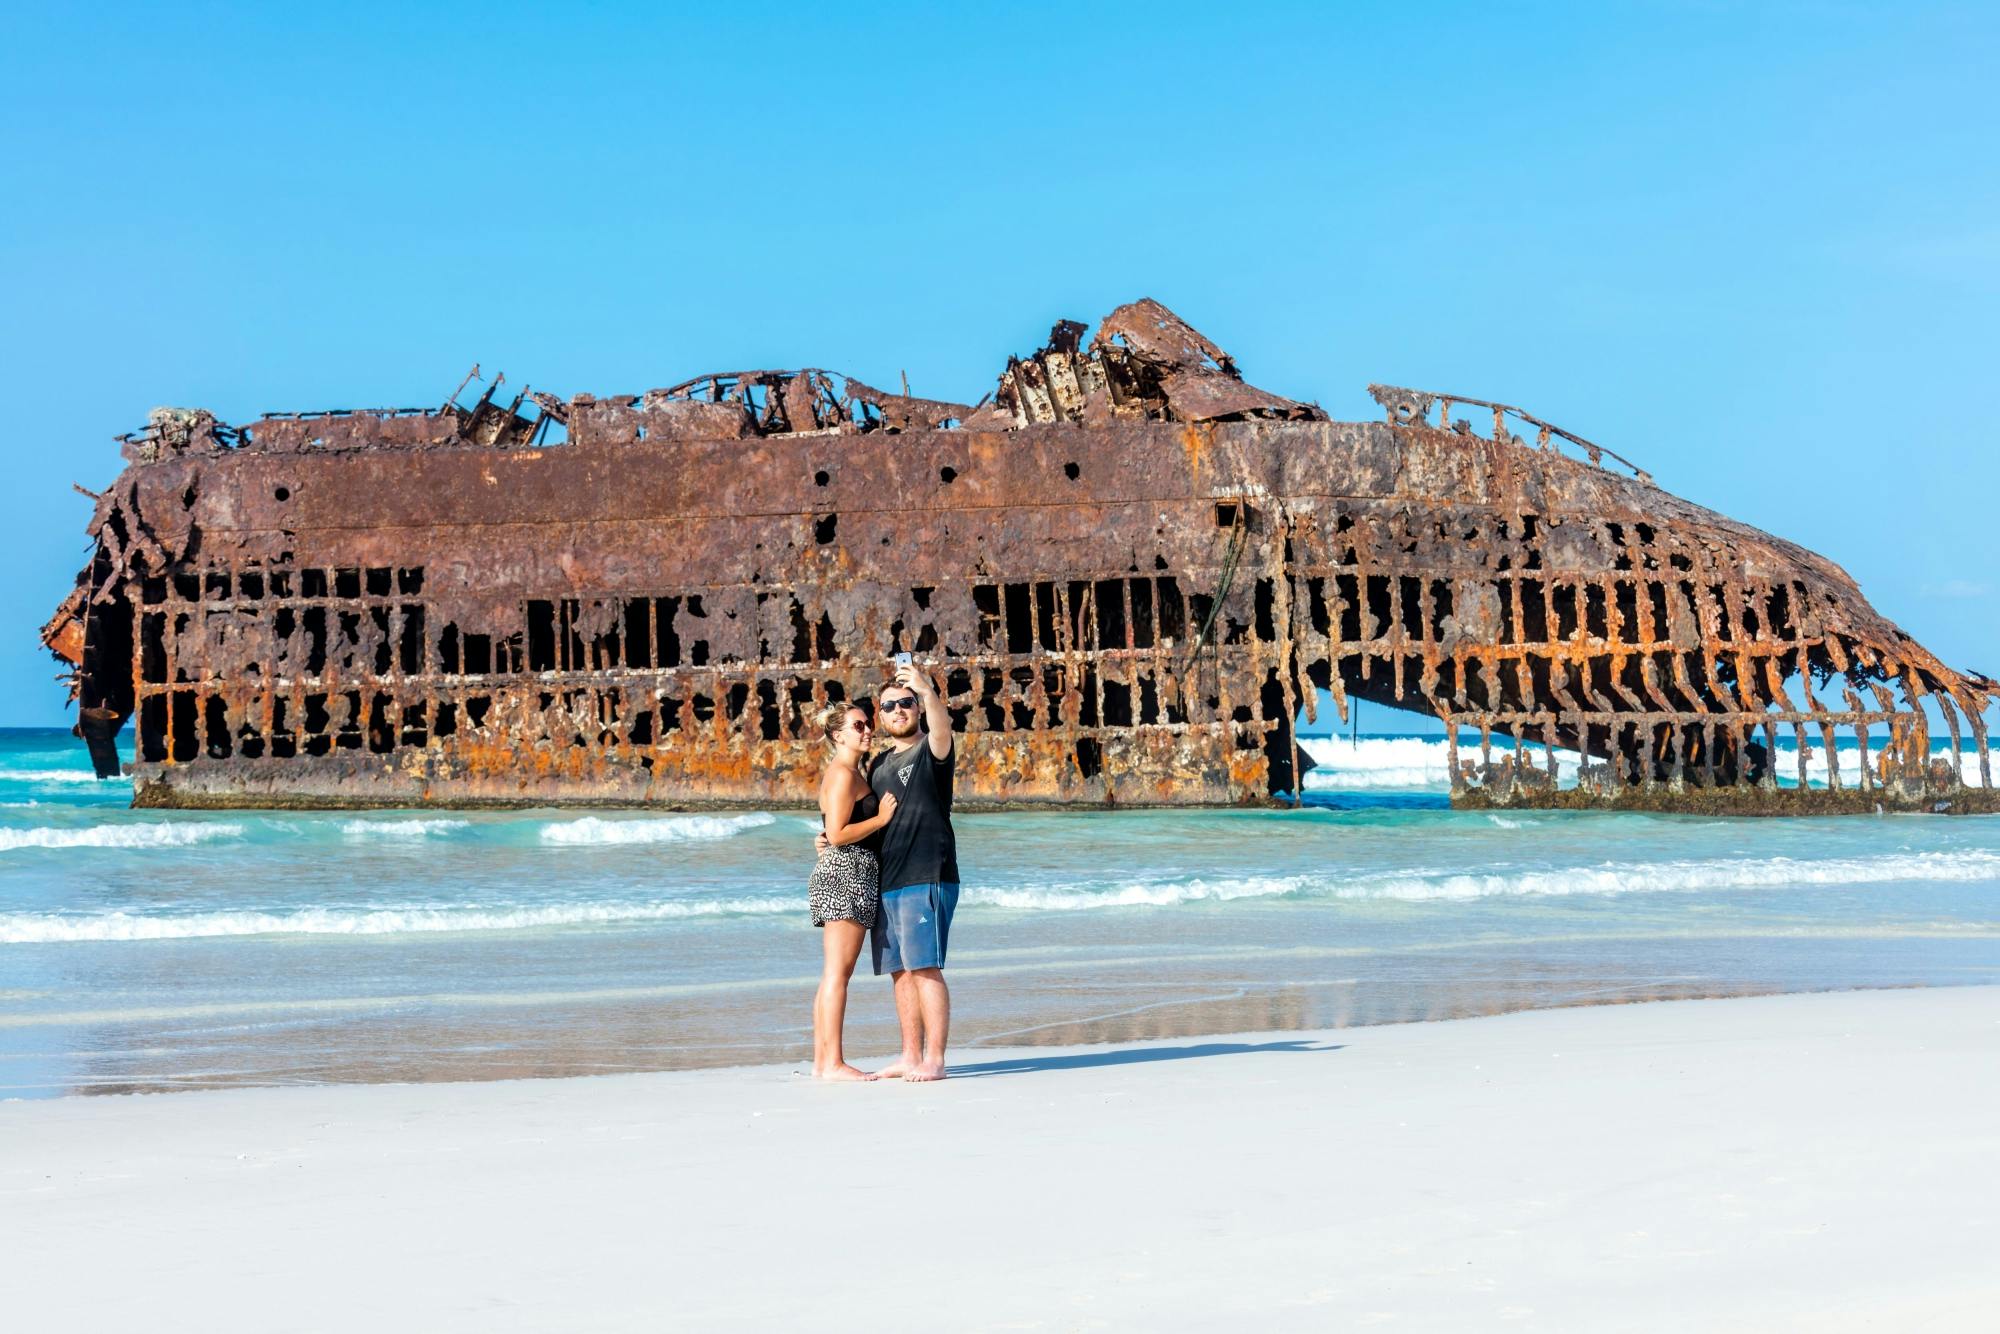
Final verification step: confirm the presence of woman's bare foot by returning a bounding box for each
[903,1060,946,1082]
[814,1063,874,1081]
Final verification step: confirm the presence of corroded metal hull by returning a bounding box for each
[43,302,1998,812]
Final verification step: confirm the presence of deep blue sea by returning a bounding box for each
[4,726,1998,1096]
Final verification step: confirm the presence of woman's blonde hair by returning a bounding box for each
[814,702,865,746]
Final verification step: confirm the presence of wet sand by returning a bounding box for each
[5,986,1997,1330]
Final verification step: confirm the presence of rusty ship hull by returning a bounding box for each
[42,301,1999,812]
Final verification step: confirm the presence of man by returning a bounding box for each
[818,661,959,1081]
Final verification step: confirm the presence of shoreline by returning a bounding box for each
[6,985,1996,1330]
[15,970,1991,1099]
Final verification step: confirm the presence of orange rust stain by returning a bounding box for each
[44,617,85,666]
[1179,423,1212,484]
[1226,748,1268,794]
[654,739,760,787]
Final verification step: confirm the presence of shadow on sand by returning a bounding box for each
[947,1038,1342,1079]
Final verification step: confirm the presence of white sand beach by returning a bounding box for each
[5,986,1997,1332]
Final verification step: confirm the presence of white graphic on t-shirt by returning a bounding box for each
[897,763,915,787]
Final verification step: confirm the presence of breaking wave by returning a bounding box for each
[0,822,245,853]
[1299,736,1583,790]
[0,895,802,943]
[1300,736,1451,790]
[537,813,777,845]
[970,848,2000,910]
[0,767,125,786]
[7,848,1995,943]
[1298,735,1989,792]
[339,818,472,840]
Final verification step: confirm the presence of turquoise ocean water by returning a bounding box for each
[4,726,1998,1096]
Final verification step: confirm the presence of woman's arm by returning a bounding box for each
[820,769,896,846]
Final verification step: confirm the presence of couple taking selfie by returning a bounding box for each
[806,658,959,1082]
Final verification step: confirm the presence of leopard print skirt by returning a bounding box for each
[808,844,880,928]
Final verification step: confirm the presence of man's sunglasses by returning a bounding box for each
[878,698,919,713]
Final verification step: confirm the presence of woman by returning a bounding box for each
[808,702,898,1080]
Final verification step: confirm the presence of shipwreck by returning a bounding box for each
[40,299,1999,813]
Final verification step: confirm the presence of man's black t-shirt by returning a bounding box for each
[868,739,958,892]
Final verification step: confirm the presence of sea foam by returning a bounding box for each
[0,895,799,943]
[1299,736,1583,790]
[8,847,1997,942]
[0,767,127,786]
[339,818,472,840]
[970,848,2000,910]
[1297,735,1989,792]
[0,822,244,853]
[537,813,777,845]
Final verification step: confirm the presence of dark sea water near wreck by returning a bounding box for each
[3,726,1998,1097]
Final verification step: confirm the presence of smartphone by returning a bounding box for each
[892,652,914,668]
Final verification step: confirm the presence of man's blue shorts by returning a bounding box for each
[871,881,959,976]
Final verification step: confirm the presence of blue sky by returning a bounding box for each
[2,1,1994,728]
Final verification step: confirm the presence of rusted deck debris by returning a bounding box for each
[40,300,1999,813]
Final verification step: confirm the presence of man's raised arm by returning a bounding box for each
[899,663,954,761]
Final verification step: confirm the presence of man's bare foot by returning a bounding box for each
[903,1060,946,1082]
[874,1056,919,1080]
[813,1063,874,1082]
